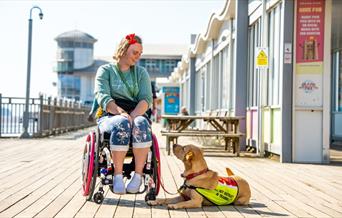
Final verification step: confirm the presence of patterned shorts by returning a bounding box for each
[98,115,152,151]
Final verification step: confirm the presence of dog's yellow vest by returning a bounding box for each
[195,177,238,205]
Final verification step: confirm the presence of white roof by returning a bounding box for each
[141,44,188,58]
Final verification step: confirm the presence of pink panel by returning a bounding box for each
[251,109,258,140]
[246,111,251,139]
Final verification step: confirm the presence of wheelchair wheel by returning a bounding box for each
[151,133,161,195]
[81,130,98,200]
[88,129,100,200]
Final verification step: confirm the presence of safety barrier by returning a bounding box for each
[0,94,94,137]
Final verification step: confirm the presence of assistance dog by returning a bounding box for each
[148,144,251,209]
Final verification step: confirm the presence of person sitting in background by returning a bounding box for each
[180,106,189,116]
[94,33,152,194]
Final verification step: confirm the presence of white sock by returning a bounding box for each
[126,173,142,193]
[113,174,125,194]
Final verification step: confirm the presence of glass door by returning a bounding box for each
[332,50,342,140]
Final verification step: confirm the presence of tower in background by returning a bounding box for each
[53,30,108,104]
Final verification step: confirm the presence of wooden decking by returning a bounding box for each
[0,124,342,218]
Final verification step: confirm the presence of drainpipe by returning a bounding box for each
[258,0,268,157]
[229,18,234,114]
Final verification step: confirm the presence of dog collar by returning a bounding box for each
[181,168,209,180]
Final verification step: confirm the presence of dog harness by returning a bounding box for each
[180,177,238,205]
[196,177,238,205]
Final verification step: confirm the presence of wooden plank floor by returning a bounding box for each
[0,124,342,218]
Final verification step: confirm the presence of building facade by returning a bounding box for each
[171,0,341,163]
[54,30,109,105]
[137,44,187,84]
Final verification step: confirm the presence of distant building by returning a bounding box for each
[53,30,109,105]
[54,30,187,104]
[137,44,188,81]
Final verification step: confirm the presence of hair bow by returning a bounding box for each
[125,33,137,45]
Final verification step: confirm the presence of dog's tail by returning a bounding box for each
[225,168,234,176]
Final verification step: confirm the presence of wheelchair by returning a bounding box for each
[81,126,161,204]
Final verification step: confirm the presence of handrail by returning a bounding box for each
[0,94,94,137]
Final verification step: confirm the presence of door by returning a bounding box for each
[332,50,342,140]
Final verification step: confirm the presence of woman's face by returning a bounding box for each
[122,43,143,66]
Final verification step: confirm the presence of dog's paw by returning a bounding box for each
[167,203,180,210]
[147,200,164,206]
[147,200,157,206]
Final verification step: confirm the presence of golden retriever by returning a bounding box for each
[147,144,251,209]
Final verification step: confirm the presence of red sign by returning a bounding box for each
[296,0,325,63]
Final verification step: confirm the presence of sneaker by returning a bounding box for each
[126,173,142,193]
[113,174,126,194]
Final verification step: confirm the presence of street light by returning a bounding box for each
[20,6,43,138]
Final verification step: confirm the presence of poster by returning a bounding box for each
[295,0,325,107]
[162,86,180,115]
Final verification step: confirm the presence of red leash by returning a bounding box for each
[158,172,179,195]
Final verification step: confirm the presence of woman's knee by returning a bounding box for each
[132,116,152,148]
[133,115,150,127]
[99,115,132,151]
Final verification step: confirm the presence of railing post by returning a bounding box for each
[49,97,55,135]
[38,95,43,137]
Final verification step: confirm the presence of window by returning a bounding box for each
[181,74,189,109]
[57,50,73,60]
[247,18,262,108]
[221,46,229,109]
[333,51,342,112]
[205,62,211,111]
[58,74,80,100]
[195,69,203,112]
[230,39,235,111]
[267,2,283,106]
[145,59,156,68]
[56,61,73,72]
[211,54,220,110]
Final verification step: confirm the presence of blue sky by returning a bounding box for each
[0,0,225,98]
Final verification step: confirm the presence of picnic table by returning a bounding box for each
[161,114,245,156]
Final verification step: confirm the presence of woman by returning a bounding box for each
[94,33,152,194]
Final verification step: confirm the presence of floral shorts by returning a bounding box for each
[98,115,152,151]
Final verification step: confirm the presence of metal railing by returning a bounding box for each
[0,94,94,137]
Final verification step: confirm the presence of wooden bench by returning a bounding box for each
[161,130,244,156]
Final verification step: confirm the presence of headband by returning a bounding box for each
[125,33,137,45]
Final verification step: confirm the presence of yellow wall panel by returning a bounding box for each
[272,109,282,146]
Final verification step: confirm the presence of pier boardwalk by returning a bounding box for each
[0,123,342,218]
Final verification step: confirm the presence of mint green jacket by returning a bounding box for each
[94,63,152,111]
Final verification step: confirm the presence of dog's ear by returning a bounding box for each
[185,151,194,161]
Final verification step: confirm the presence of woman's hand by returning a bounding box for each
[120,112,133,124]
[129,100,148,122]
[129,111,139,123]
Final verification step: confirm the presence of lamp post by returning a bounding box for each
[20,6,43,138]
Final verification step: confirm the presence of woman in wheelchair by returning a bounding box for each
[94,33,153,194]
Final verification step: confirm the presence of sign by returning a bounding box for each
[255,47,268,69]
[295,0,325,74]
[295,0,325,107]
[284,43,292,64]
[162,86,180,115]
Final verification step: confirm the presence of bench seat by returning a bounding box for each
[161,130,244,137]
[161,130,245,156]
